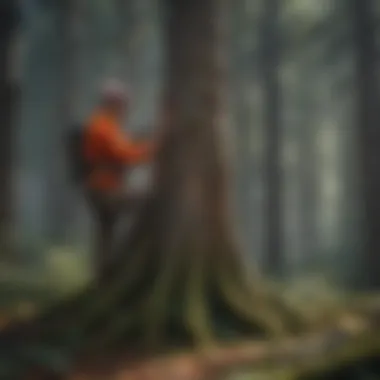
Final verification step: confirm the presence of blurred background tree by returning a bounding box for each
[0,1,21,259]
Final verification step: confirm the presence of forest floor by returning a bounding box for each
[63,294,380,380]
[67,317,379,380]
[1,258,380,380]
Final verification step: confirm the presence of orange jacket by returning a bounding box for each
[83,109,152,191]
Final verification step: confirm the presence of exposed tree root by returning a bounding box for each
[183,246,216,348]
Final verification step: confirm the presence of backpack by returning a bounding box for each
[65,125,91,184]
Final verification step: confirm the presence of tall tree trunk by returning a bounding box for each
[297,67,319,271]
[115,0,135,84]
[116,0,158,130]
[47,0,76,243]
[0,1,20,258]
[260,0,283,275]
[351,0,380,288]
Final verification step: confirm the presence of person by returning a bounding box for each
[83,79,155,279]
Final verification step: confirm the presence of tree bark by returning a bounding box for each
[351,0,380,289]
[0,1,20,258]
[259,0,284,276]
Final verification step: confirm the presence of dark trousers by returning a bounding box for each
[86,188,144,280]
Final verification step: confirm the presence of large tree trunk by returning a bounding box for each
[351,0,380,288]
[0,1,20,258]
[259,0,284,276]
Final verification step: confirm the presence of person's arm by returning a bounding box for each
[103,128,154,164]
